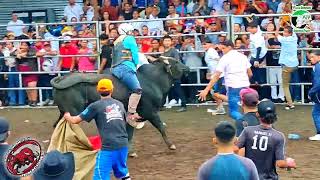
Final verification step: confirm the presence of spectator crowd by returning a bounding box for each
[0,0,320,107]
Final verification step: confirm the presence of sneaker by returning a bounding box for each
[168,99,178,106]
[309,134,320,141]
[285,105,295,110]
[37,99,50,106]
[29,102,37,107]
[48,100,55,106]
[211,108,226,115]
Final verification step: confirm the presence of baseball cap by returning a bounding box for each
[0,117,9,142]
[214,121,236,143]
[240,88,259,107]
[97,79,113,93]
[258,99,276,119]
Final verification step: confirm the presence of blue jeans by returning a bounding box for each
[8,67,26,105]
[93,147,129,180]
[313,103,320,134]
[227,87,244,121]
[112,64,141,91]
[38,74,55,100]
[290,69,301,101]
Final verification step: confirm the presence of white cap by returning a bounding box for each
[118,23,134,35]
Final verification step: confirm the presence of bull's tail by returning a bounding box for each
[53,110,64,128]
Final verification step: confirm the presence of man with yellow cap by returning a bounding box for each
[64,79,131,180]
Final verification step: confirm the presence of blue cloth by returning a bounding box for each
[309,63,320,103]
[278,34,299,67]
[228,87,244,121]
[122,36,139,72]
[213,78,226,94]
[93,147,129,180]
[266,0,281,12]
[136,0,146,7]
[110,0,119,6]
[8,67,25,105]
[112,64,141,91]
[312,103,320,134]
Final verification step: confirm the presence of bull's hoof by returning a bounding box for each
[169,144,176,150]
[129,152,138,158]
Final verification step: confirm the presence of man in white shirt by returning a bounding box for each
[248,23,268,98]
[6,13,25,37]
[198,40,252,122]
[64,0,84,22]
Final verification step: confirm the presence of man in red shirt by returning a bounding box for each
[140,25,152,53]
[58,36,78,72]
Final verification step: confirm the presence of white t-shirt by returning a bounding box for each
[166,14,179,25]
[86,6,94,21]
[7,20,25,36]
[64,3,84,22]
[216,50,251,88]
[249,27,267,59]
[205,48,220,73]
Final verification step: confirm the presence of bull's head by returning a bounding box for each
[158,56,190,80]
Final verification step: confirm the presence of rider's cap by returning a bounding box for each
[97,79,114,93]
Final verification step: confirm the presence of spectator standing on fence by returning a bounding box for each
[6,13,25,37]
[77,40,96,72]
[98,34,113,74]
[265,23,285,103]
[307,51,320,141]
[236,99,296,179]
[12,41,38,107]
[198,40,252,122]
[64,79,131,180]
[64,0,84,22]
[3,42,26,106]
[275,25,298,110]
[36,42,58,106]
[248,23,268,99]
[198,121,259,180]
[58,36,78,72]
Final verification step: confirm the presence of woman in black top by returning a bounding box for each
[12,42,38,106]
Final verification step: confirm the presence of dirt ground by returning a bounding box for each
[0,105,319,180]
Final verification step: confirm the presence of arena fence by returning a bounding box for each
[0,13,319,106]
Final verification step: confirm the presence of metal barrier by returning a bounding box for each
[0,13,319,106]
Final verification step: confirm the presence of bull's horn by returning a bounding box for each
[159,56,170,64]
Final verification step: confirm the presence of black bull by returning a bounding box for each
[51,57,190,153]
